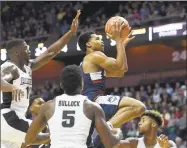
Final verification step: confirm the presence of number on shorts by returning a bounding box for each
[62,110,75,128]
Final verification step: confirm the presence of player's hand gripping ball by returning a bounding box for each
[105,16,130,40]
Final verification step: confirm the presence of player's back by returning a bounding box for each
[48,94,92,148]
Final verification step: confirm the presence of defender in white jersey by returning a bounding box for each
[119,110,177,148]
[0,10,80,148]
[23,65,135,148]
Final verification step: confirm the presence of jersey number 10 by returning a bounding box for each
[62,110,75,128]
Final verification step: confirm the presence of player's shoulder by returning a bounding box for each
[1,61,17,72]
[1,61,14,68]
[83,97,104,121]
[42,99,55,109]
[83,97,104,115]
[84,97,102,110]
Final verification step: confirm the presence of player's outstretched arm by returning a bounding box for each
[24,104,50,146]
[31,10,81,71]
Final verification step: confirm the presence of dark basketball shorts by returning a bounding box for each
[94,95,122,121]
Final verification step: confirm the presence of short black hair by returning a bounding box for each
[78,31,94,52]
[6,39,24,51]
[142,110,164,127]
[60,65,82,95]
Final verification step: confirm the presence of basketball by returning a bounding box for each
[105,16,130,40]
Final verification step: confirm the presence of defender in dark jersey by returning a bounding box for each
[0,10,80,148]
[78,22,145,128]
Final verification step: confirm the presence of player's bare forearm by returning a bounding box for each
[31,30,73,71]
[115,40,127,72]
[31,10,81,71]
[25,133,50,146]
[1,78,13,92]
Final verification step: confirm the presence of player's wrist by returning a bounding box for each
[69,29,76,35]
[115,37,123,43]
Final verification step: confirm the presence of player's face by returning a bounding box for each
[30,98,45,114]
[18,41,31,62]
[88,34,104,51]
[138,116,152,133]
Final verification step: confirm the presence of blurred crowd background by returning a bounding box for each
[1,1,186,40]
[1,1,187,148]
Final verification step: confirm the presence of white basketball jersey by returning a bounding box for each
[1,61,32,117]
[137,137,160,148]
[48,94,92,148]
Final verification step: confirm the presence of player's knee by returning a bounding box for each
[135,102,146,116]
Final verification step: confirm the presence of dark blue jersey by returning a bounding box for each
[80,63,105,101]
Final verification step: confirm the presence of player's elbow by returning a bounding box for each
[121,66,128,73]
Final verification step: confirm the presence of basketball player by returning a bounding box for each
[1,10,81,148]
[116,110,177,148]
[25,96,50,148]
[78,22,146,128]
[23,65,138,148]
[26,95,45,120]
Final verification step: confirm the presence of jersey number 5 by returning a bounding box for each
[62,110,75,128]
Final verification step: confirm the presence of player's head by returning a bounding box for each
[28,95,45,117]
[138,110,164,134]
[60,65,83,95]
[6,39,31,63]
[78,31,104,53]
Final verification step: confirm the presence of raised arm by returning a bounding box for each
[93,26,134,74]
[31,10,81,71]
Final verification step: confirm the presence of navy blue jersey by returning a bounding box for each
[80,63,105,101]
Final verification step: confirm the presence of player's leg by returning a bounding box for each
[95,95,145,128]
[1,109,31,148]
[109,96,145,128]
